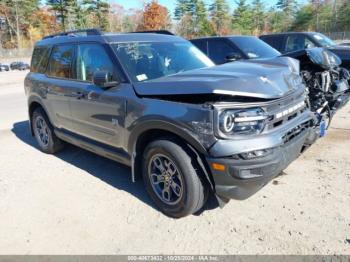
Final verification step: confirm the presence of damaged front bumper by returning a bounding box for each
[205,111,317,204]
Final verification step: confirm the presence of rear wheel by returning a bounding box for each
[32,107,64,154]
[142,139,208,218]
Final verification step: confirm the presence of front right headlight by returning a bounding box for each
[218,107,267,137]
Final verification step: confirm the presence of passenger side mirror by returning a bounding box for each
[225,53,242,62]
[93,71,119,89]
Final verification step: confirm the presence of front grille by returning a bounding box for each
[264,90,307,131]
[282,121,310,144]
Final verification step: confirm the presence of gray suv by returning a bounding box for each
[25,29,317,217]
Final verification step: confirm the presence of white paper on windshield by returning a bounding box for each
[137,74,148,81]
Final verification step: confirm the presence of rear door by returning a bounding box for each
[44,44,75,130]
[68,42,129,149]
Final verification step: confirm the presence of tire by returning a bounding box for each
[32,107,64,154]
[142,139,208,218]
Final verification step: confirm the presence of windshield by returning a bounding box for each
[231,36,281,59]
[112,41,214,82]
[312,33,336,47]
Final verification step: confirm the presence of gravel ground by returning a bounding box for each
[0,70,349,255]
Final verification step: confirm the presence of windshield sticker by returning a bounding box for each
[136,74,148,81]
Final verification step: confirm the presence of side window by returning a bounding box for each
[76,43,115,82]
[261,36,282,51]
[47,45,74,78]
[191,40,208,55]
[285,35,315,52]
[208,39,239,64]
[31,46,50,73]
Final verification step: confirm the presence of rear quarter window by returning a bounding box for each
[31,46,51,73]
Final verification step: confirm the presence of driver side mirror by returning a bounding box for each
[225,53,242,62]
[93,70,119,89]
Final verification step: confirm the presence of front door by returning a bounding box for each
[68,43,128,149]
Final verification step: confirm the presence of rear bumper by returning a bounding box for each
[206,121,316,203]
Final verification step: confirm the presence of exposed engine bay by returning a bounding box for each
[285,47,350,129]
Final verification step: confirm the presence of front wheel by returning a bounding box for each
[142,139,208,218]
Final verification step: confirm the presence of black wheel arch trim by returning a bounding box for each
[28,96,51,136]
[128,119,209,156]
[128,119,211,183]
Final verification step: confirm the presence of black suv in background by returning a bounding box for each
[10,61,30,70]
[260,32,350,69]
[25,29,316,217]
[191,36,280,64]
[0,63,10,71]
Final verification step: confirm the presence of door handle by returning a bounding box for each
[71,91,84,99]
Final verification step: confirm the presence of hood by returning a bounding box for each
[133,57,303,100]
[327,45,350,60]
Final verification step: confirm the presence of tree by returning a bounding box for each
[83,0,110,30]
[276,0,298,30]
[232,0,253,34]
[251,0,265,35]
[337,0,350,31]
[46,0,76,31]
[265,7,285,32]
[194,0,214,36]
[0,0,40,48]
[174,0,214,37]
[209,0,230,35]
[29,9,60,44]
[291,4,314,31]
[174,0,191,20]
[137,1,170,30]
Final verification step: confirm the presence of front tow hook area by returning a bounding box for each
[206,129,310,204]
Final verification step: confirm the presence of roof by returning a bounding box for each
[260,32,318,37]
[36,31,186,47]
[191,35,257,41]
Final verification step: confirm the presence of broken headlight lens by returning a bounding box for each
[218,108,267,136]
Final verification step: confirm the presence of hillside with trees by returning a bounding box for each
[0,0,349,50]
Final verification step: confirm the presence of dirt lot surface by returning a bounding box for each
[0,70,349,255]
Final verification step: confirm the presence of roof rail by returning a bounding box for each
[42,28,102,40]
[130,30,174,35]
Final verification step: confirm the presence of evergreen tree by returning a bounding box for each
[174,0,213,37]
[174,0,191,20]
[46,0,76,31]
[209,0,230,35]
[337,0,350,31]
[291,4,313,31]
[251,0,265,34]
[194,0,214,36]
[276,0,298,30]
[265,7,284,32]
[232,0,253,34]
[83,0,110,30]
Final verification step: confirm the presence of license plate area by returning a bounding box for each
[319,120,326,137]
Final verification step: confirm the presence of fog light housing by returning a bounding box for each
[239,148,273,160]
